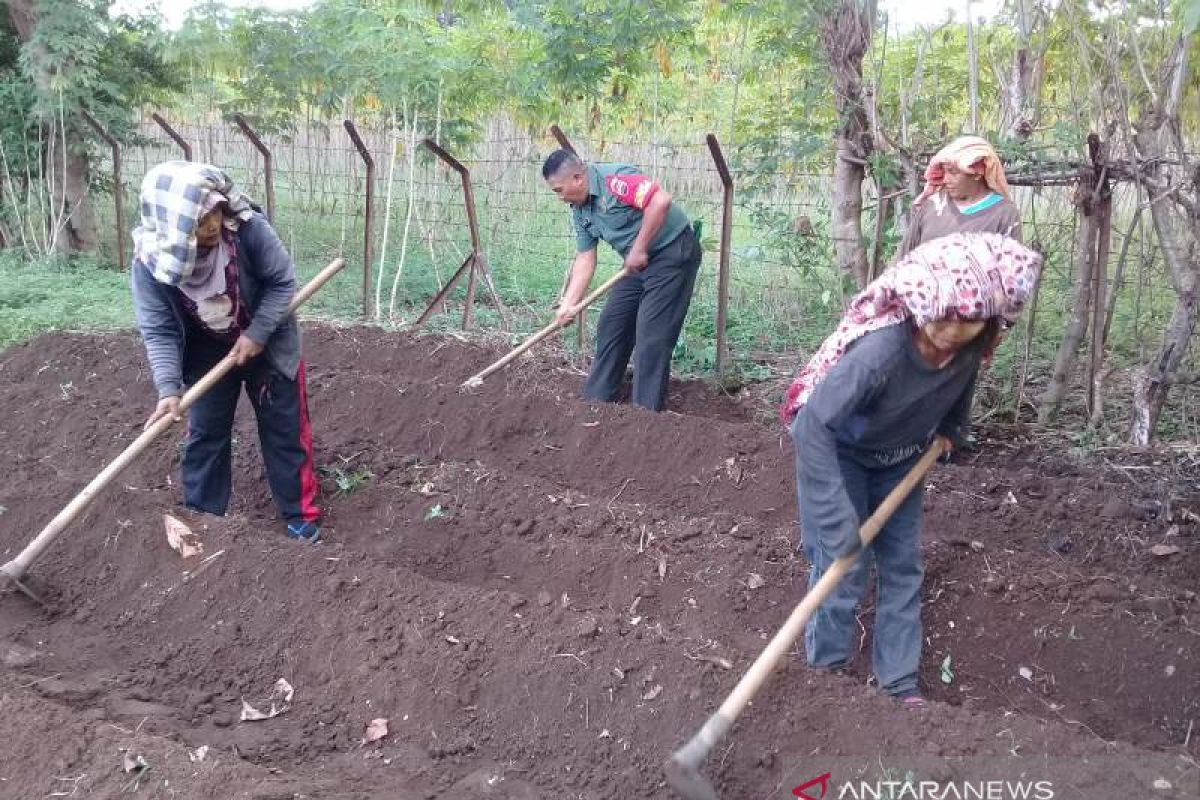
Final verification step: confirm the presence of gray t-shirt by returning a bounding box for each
[898,193,1022,258]
[791,323,984,556]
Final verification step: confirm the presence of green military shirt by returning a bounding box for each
[572,163,692,257]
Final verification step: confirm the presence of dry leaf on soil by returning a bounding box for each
[164,513,203,558]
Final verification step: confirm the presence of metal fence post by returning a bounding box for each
[549,124,587,351]
[151,113,192,161]
[82,111,125,269]
[705,134,734,378]
[343,120,375,319]
[416,138,507,331]
[232,114,275,223]
[550,124,577,156]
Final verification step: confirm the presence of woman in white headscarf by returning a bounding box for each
[898,136,1022,258]
[131,161,321,543]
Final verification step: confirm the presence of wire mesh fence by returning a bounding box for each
[85,113,1197,437]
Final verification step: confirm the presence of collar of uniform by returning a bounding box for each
[577,163,604,209]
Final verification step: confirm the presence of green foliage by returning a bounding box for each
[1185,0,1200,33]
[513,0,695,109]
[319,463,375,495]
[18,1,177,128]
[0,251,132,348]
[0,0,176,252]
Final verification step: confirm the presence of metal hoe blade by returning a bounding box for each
[664,756,721,800]
[0,564,44,605]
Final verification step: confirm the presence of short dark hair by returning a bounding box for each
[542,149,584,180]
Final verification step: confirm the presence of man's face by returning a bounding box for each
[545,168,588,206]
[941,162,985,200]
[195,209,223,248]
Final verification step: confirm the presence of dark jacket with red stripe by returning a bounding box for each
[132,213,300,399]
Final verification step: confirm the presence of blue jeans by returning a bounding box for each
[797,447,925,697]
[182,334,320,525]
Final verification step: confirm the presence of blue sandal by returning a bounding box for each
[285,521,321,543]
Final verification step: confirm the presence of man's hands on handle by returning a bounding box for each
[555,302,581,328]
[145,396,181,430]
[623,246,650,273]
[557,249,599,328]
[144,334,264,430]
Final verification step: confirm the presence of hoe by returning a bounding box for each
[664,439,947,800]
[463,268,628,388]
[0,258,346,604]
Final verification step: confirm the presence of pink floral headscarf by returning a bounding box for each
[780,232,1041,425]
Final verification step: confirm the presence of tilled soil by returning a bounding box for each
[0,326,1197,799]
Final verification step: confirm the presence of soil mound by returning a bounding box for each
[0,327,1196,798]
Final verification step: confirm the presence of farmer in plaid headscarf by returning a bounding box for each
[898,136,1022,257]
[131,161,321,543]
[784,232,1041,707]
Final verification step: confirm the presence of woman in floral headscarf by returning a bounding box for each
[898,136,1022,258]
[783,231,1041,707]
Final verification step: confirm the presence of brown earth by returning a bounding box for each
[0,325,1197,800]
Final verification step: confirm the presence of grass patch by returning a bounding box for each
[0,252,134,350]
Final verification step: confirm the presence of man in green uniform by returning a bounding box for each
[542,149,702,411]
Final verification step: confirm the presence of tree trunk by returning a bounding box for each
[56,126,98,253]
[7,0,98,255]
[1131,288,1196,445]
[1000,0,1046,140]
[822,0,873,289]
[1002,48,1039,140]
[966,0,979,132]
[1130,36,1196,444]
[1037,185,1099,423]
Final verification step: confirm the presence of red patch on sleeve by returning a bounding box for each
[605,173,658,210]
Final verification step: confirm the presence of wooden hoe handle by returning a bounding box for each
[1,258,346,581]
[666,438,949,796]
[462,269,629,387]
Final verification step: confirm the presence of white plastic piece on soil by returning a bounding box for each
[1018,666,1034,681]
[123,751,149,773]
[240,678,295,722]
[364,718,389,743]
[188,745,209,763]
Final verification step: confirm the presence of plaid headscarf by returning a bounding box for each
[914,136,1011,209]
[133,161,255,295]
[780,232,1041,425]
